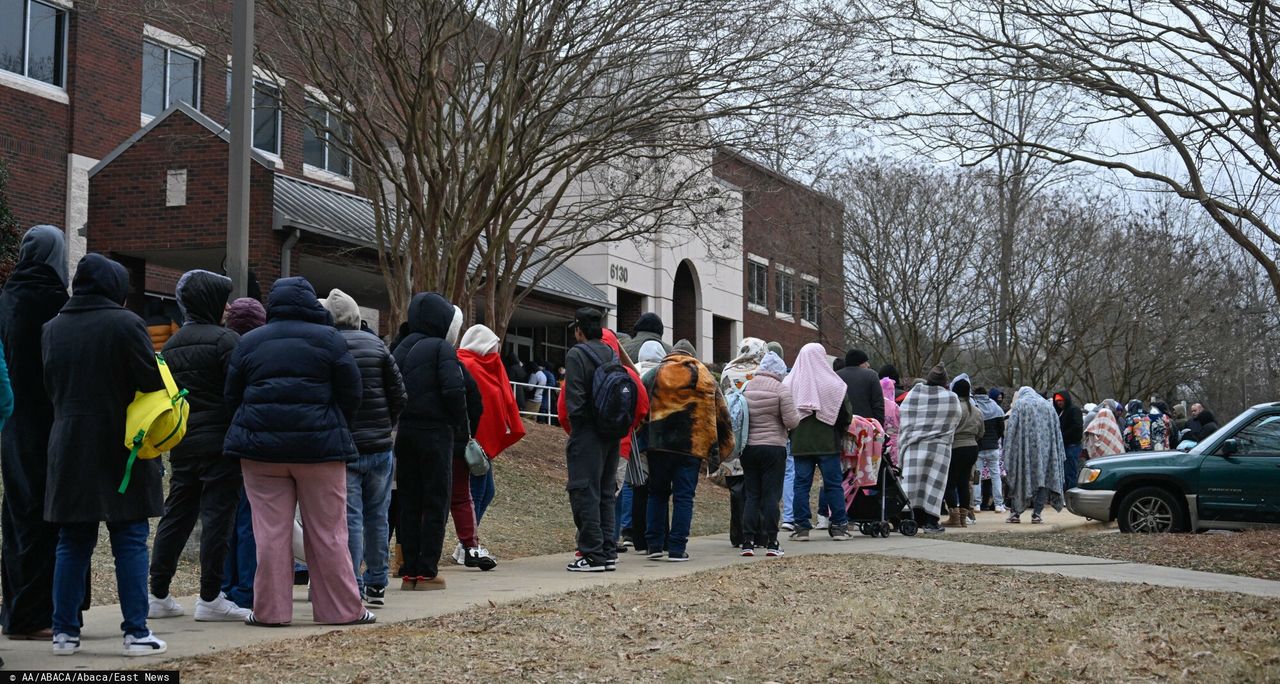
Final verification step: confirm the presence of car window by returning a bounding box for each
[1226,414,1280,456]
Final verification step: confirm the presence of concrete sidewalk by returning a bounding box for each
[6,511,1276,672]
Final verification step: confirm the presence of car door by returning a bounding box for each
[1197,412,1280,524]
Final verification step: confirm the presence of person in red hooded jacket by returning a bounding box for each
[557,326,650,556]
[456,325,526,533]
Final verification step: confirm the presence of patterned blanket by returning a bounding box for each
[1005,387,1066,512]
[899,384,962,516]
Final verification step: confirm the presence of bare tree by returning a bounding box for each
[872,0,1280,303]
[140,0,866,329]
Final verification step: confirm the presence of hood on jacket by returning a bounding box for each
[447,306,464,347]
[637,340,666,365]
[319,288,362,329]
[460,324,500,355]
[1126,399,1145,415]
[70,253,129,304]
[1053,389,1076,412]
[407,292,455,339]
[633,312,664,336]
[266,277,329,324]
[226,297,266,334]
[175,269,232,325]
[950,373,972,399]
[19,224,68,287]
[988,387,1005,404]
[673,339,697,356]
[759,351,788,378]
[973,392,1005,421]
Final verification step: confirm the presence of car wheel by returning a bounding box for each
[1117,486,1187,533]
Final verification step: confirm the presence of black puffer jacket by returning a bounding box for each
[1055,389,1084,446]
[393,293,466,432]
[322,288,407,455]
[223,277,362,463]
[42,254,164,523]
[162,270,238,459]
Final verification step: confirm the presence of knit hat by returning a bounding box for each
[673,338,697,356]
[878,364,900,382]
[633,312,664,336]
[225,297,266,335]
[844,349,869,367]
[924,364,949,387]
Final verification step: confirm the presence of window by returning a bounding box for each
[1,0,67,87]
[1226,415,1280,456]
[226,72,282,155]
[747,260,768,308]
[142,40,201,117]
[801,282,820,326]
[776,270,794,316]
[304,99,352,177]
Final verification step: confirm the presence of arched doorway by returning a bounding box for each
[672,260,700,349]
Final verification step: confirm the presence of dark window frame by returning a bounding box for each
[141,38,202,117]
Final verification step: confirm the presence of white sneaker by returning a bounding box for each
[452,542,466,565]
[194,593,252,622]
[148,593,184,618]
[122,631,168,657]
[815,515,831,530]
[780,522,796,532]
[475,545,497,561]
[994,505,1007,513]
[52,633,80,656]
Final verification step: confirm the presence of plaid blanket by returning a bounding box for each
[899,384,963,516]
[1083,407,1125,458]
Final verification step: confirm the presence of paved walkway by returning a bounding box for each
[6,510,1277,672]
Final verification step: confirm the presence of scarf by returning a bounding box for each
[1083,407,1125,458]
[720,337,766,394]
[1004,387,1065,512]
[782,342,846,426]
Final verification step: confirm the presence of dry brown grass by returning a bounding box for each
[953,530,1280,581]
[172,553,1280,683]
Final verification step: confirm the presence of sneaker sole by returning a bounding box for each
[665,557,690,562]
[766,552,784,557]
[566,566,607,573]
[52,648,80,656]
[122,646,168,657]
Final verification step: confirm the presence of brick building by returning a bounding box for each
[1,0,842,364]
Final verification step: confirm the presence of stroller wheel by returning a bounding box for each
[889,520,900,532]
[899,519,919,537]
[878,522,893,537]
[858,523,873,536]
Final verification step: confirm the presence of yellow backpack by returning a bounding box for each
[119,354,190,494]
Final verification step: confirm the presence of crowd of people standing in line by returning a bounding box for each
[0,224,1228,660]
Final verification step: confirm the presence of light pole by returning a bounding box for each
[227,0,254,298]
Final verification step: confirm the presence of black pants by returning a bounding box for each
[1,436,60,634]
[566,428,619,566]
[629,482,649,552]
[913,507,940,526]
[727,475,745,546]
[395,426,453,579]
[945,446,980,509]
[740,445,786,547]
[149,455,242,602]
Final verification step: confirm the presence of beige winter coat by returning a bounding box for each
[952,401,986,450]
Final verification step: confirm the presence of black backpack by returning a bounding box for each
[579,344,638,440]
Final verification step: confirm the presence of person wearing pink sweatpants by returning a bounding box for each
[223,277,374,627]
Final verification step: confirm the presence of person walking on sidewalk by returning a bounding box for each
[42,254,169,656]
[224,277,373,626]
[391,293,468,589]
[739,352,801,556]
[942,374,984,527]
[1004,387,1066,524]
[899,365,964,534]
[783,343,854,542]
[643,342,734,562]
[220,297,266,609]
[0,225,69,641]
[320,289,407,607]
[147,270,249,623]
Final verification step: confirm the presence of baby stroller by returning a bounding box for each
[845,456,917,538]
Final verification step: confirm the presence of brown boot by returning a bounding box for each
[959,508,970,527]
[943,507,964,527]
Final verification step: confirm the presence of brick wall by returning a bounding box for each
[713,149,846,365]
[0,88,69,228]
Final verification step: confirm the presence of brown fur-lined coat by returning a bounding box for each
[642,351,734,462]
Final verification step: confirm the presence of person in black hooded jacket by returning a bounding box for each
[147,270,250,623]
[392,292,467,589]
[224,276,370,627]
[1053,390,1084,494]
[43,253,168,656]
[319,288,407,606]
[0,226,69,639]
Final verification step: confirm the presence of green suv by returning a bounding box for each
[1067,402,1280,533]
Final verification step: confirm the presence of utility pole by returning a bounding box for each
[227,0,254,298]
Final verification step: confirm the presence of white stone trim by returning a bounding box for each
[141,113,154,126]
[303,164,356,190]
[42,0,73,9]
[775,263,795,275]
[800,319,818,330]
[258,150,286,170]
[746,252,768,266]
[775,312,795,323]
[800,272,819,284]
[747,302,769,315]
[144,24,207,57]
[0,69,69,104]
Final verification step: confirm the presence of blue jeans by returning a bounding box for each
[782,449,795,522]
[645,453,700,555]
[1064,443,1082,493]
[616,481,634,540]
[792,454,848,529]
[469,469,496,524]
[222,489,256,608]
[53,520,150,638]
[347,450,394,590]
